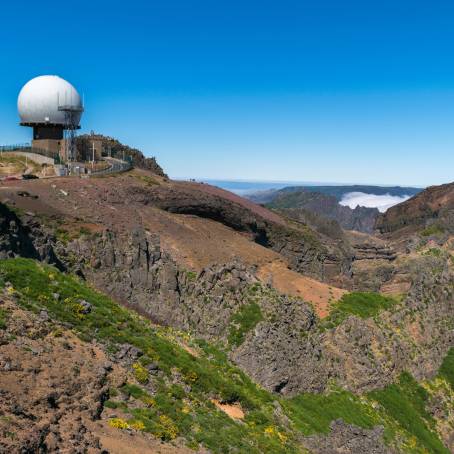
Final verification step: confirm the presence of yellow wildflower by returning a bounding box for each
[108,418,129,429]
[129,420,145,431]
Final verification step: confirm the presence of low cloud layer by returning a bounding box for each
[339,192,411,213]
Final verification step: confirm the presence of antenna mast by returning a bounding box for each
[58,92,84,162]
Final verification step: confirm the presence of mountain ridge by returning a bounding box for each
[0,151,453,452]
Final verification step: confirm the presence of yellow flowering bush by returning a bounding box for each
[184,370,198,383]
[38,294,49,304]
[108,418,129,429]
[72,303,87,319]
[129,420,146,431]
[155,415,178,440]
[142,395,156,407]
[264,426,288,444]
[132,362,149,383]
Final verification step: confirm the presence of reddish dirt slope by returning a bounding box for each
[0,170,346,317]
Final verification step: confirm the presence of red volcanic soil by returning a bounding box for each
[0,169,346,317]
[177,181,286,226]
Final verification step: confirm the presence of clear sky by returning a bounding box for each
[1,0,454,186]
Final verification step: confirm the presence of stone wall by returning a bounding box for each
[5,151,55,165]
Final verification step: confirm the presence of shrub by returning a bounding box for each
[0,308,8,329]
[129,420,146,431]
[132,362,149,384]
[321,292,397,329]
[438,348,454,389]
[155,414,179,440]
[228,303,263,347]
[421,224,445,237]
[108,418,129,429]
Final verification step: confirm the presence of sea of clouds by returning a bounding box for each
[339,192,411,213]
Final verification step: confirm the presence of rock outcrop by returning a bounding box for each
[123,183,354,282]
[0,202,62,268]
[303,420,392,454]
[55,225,454,396]
[376,181,454,235]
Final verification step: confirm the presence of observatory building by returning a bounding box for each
[18,75,84,161]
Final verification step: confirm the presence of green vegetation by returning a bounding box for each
[55,225,94,245]
[321,292,398,329]
[420,224,445,237]
[228,302,263,347]
[0,258,451,453]
[422,248,443,258]
[369,373,448,454]
[0,307,8,329]
[283,389,379,435]
[438,348,454,389]
[184,270,197,281]
[0,258,295,453]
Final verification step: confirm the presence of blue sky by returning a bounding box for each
[1,0,454,186]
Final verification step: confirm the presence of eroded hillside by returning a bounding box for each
[1,168,454,452]
[1,258,454,453]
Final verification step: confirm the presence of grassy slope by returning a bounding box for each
[0,258,451,453]
[320,292,398,330]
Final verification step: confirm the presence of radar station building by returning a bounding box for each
[17,75,84,162]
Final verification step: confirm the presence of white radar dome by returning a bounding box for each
[18,75,83,126]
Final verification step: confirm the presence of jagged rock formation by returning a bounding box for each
[54,223,454,396]
[376,181,454,236]
[122,181,354,282]
[303,420,392,454]
[0,261,397,454]
[0,202,62,268]
[322,257,454,391]
[0,176,452,398]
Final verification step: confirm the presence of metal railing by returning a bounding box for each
[0,144,132,176]
[0,143,30,151]
[89,157,132,176]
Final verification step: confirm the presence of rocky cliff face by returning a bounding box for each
[0,202,62,268]
[123,182,354,283]
[376,181,454,235]
[53,223,454,397]
[0,260,399,454]
[1,179,452,400]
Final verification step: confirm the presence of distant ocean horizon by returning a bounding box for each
[184,179,357,195]
[199,179,301,195]
[173,178,423,211]
[179,178,423,196]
